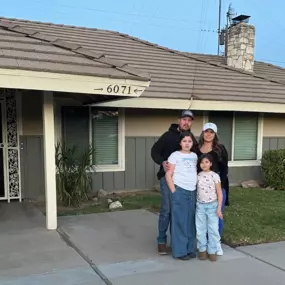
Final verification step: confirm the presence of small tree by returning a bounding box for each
[261,149,285,190]
[55,142,95,207]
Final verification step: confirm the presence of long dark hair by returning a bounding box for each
[179,131,196,151]
[198,131,223,159]
[198,153,213,170]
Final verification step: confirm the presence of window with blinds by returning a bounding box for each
[209,111,258,161]
[209,112,233,160]
[91,108,119,165]
[234,113,258,160]
[61,106,90,161]
[62,106,120,166]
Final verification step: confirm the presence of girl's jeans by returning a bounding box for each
[171,186,196,258]
[196,200,220,255]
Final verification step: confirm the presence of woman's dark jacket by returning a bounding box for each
[197,144,230,205]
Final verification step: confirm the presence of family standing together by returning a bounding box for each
[151,110,229,262]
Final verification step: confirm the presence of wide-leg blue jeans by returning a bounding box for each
[219,188,227,236]
[171,186,196,258]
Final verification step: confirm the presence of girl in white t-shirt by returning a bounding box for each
[165,131,198,260]
[196,153,223,262]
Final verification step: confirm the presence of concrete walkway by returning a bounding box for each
[58,209,285,285]
[1,203,285,285]
[0,202,104,285]
[238,241,285,271]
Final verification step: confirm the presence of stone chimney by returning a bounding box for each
[227,22,255,72]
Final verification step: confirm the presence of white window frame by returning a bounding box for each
[89,107,125,172]
[54,98,125,173]
[204,112,263,167]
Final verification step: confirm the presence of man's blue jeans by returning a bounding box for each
[171,186,196,258]
[196,200,220,254]
[157,177,171,244]
[219,188,227,236]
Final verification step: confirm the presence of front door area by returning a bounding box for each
[0,89,21,202]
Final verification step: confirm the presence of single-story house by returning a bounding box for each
[0,17,285,229]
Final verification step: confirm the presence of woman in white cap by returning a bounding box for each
[197,122,229,256]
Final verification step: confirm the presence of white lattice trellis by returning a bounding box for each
[0,88,21,201]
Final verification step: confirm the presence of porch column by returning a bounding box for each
[42,91,57,230]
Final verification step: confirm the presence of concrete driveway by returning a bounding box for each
[0,202,104,285]
[58,209,285,285]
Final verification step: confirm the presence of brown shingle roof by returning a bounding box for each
[187,53,285,84]
[0,20,150,81]
[1,17,285,104]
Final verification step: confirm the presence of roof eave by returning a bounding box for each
[0,20,150,82]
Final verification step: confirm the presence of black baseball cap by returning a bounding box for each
[180,110,194,120]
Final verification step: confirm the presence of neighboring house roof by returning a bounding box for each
[1,17,285,104]
[0,20,150,82]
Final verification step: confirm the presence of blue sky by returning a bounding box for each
[2,0,285,66]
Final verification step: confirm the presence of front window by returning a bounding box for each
[61,106,124,172]
[209,111,259,162]
[91,108,119,165]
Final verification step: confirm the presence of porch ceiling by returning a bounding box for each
[54,91,130,105]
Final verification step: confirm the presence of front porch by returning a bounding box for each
[0,68,150,230]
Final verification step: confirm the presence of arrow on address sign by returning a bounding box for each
[134,89,143,94]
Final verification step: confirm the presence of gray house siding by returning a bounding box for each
[20,136,285,199]
[263,137,285,151]
[20,136,45,200]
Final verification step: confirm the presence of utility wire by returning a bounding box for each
[257,58,285,66]
[28,0,217,25]
[13,7,217,33]
[201,0,210,52]
[189,0,209,109]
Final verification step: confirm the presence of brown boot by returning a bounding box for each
[199,251,207,260]
[208,254,217,262]
[158,244,167,255]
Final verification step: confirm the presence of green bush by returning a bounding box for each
[261,149,285,190]
[55,142,95,207]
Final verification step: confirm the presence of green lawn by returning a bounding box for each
[222,188,285,246]
[39,187,285,247]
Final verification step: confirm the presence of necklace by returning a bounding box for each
[201,145,212,153]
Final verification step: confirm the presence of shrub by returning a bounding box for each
[55,142,95,207]
[261,149,285,190]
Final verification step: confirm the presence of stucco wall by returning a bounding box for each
[21,98,285,139]
[125,109,203,137]
[263,113,285,137]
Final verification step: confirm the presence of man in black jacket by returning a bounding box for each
[151,110,198,255]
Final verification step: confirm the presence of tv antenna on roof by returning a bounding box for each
[223,4,237,58]
[227,4,237,25]
[217,0,222,55]
[217,3,236,55]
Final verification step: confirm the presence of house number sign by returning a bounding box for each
[107,85,132,94]
[94,85,143,95]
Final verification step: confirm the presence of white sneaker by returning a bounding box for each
[216,242,223,256]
